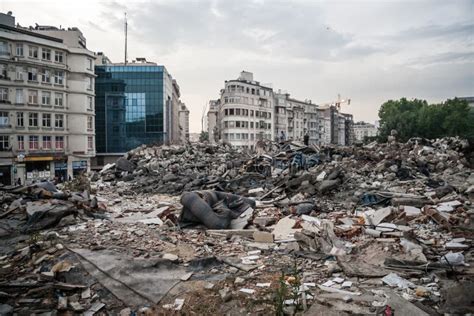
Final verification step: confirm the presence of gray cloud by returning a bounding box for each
[98,0,380,61]
[84,0,474,131]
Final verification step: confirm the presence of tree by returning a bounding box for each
[378,97,474,142]
[199,131,209,142]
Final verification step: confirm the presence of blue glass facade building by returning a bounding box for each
[95,65,172,153]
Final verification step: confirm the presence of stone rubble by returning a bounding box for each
[0,136,472,315]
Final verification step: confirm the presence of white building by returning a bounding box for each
[207,99,219,144]
[0,12,95,185]
[353,121,378,141]
[208,71,354,149]
[218,71,274,149]
[178,101,189,143]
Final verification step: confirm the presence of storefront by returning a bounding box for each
[54,161,68,182]
[25,158,53,184]
[0,164,12,185]
[72,160,88,177]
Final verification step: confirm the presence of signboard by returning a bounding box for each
[72,160,87,170]
[55,162,67,170]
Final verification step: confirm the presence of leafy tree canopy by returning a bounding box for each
[378,98,474,142]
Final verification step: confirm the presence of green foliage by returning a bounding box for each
[274,261,305,315]
[378,97,474,142]
[199,131,209,142]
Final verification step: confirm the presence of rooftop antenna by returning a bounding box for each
[124,12,128,65]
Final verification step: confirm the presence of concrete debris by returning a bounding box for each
[0,137,472,314]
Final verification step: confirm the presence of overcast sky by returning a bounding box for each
[3,0,473,132]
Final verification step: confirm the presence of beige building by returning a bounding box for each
[0,12,95,185]
[274,92,317,143]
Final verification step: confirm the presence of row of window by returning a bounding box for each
[0,135,64,151]
[222,133,272,141]
[0,87,94,109]
[223,108,272,119]
[0,134,94,152]
[226,84,271,97]
[7,111,65,128]
[223,96,271,107]
[223,120,272,130]
[0,87,64,106]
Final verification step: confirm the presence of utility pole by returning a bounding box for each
[124,12,128,65]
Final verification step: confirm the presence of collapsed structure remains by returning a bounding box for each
[0,135,472,315]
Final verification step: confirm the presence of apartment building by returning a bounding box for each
[274,92,318,144]
[353,121,378,141]
[316,106,354,146]
[0,12,95,185]
[208,71,354,149]
[219,71,274,149]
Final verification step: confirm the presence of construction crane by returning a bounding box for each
[321,94,351,111]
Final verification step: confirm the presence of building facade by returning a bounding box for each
[353,121,378,141]
[178,101,189,143]
[208,71,354,149]
[0,12,95,185]
[207,99,219,144]
[217,71,274,149]
[93,57,183,167]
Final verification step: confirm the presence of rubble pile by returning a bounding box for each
[0,136,472,315]
[96,143,250,194]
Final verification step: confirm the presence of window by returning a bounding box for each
[42,136,52,149]
[236,109,241,115]
[28,90,38,104]
[55,93,63,107]
[88,136,93,150]
[87,96,92,110]
[250,122,254,128]
[42,48,51,61]
[28,68,37,81]
[224,109,228,116]
[16,44,23,56]
[42,113,51,127]
[40,69,50,83]
[54,71,63,85]
[236,121,241,128]
[55,136,64,149]
[0,64,7,79]
[229,109,234,115]
[28,46,38,58]
[55,114,64,128]
[29,135,39,150]
[0,88,8,102]
[0,42,8,56]
[16,66,24,80]
[17,135,24,150]
[54,51,63,63]
[87,58,93,70]
[41,91,51,105]
[0,135,9,151]
[87,116,93,131]
[224,121,228,128]
[87,77,93,90]
[29,113,38,127]
[0,112,8,126]
[16,112,23,127]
